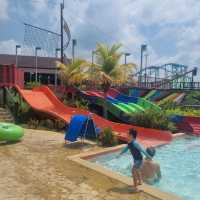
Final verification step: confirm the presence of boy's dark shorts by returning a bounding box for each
[133,160,143,169]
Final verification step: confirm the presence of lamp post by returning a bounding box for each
[144,53,149,87]
[144,53,149,68]
[55,48,61,87]
[35,47,41,82]
[72,39,77,63]
[15,45,21,68]
[60,1,64,63]
[139,44,147,85]
[124,52,131,65]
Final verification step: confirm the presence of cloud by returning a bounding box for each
[0,39,19,54]
[129,0,200,26]
[31,0,49,13]
[58,0,200,66]
[0,0,9,21]
[3,0,200,71]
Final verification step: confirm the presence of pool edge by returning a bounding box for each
[68,143,182,200]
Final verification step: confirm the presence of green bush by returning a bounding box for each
[130,109,177,133]
[165,108,200,117]
[40,119,55,129]
[74,99,89,109]
[182,91,200,105]
[159,97,200,117]
[159,100,177,110]
[99,127,118,147]
[28,118,39,129]
[54,119,66,130]
[62,98,89,110]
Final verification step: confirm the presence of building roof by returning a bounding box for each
[0,54,70,70]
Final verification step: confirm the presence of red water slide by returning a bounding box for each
[14,85,172,147]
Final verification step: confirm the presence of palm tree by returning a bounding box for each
[89,43,136,118]
[94,43,136,92]
[56,59,90,87]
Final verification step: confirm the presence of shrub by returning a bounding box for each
[159,100,177,110]
[28,118,39,129]
[74,99,89,109]
[62,98,89,110]
[40,119,55,129]
[54,119,66,130]
[130,109,177,133]
[99,127,118,147]
[182,91,200,105]
[165,108,200,117]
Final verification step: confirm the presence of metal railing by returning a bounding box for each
[136,82,200,90]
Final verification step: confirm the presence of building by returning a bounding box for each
[0,54,70,85]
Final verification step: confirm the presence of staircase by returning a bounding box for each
[0,107,14,123]
[185,117,200,136]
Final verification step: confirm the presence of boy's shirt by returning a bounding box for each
[120,140,151,160]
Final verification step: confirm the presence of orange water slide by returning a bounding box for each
[14,85,172,147]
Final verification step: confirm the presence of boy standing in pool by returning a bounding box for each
[118,128,152,191]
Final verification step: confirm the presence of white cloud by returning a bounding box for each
[7,0,200,71]
[0,39,19,54]
[58,1,200,61]
[31,0,48,13]
[129,0,200,26]
[0,0,9,21]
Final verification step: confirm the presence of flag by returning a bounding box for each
[63,19,71,49]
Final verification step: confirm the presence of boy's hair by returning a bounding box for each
[129,128,137,139]
[146,147,156,157]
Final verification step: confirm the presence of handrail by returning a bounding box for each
[114,82,200,90]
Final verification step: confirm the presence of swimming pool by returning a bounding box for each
[91,136,200,200]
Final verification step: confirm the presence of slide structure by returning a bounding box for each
[107,88,161,111]
[144,90,157,100]
[143,90,172,102]
[5,85,172,147]
[171,115,200,136]
[83,88,161,122]
[129,88,149,98]
[157,93,182,106]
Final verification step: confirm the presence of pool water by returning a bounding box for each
[91,136,200,200]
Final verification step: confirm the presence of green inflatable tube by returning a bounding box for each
[0,123,24,142]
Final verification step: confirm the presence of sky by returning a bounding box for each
[0,0,200,74]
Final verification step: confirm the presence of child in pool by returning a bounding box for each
[118,128,152,191]
[140,147,161,185]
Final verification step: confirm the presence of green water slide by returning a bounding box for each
[116,103,140,113]
[128,103,145,112]
[137,98,161,112]
[95,98,141,120]
[87,90,160,121]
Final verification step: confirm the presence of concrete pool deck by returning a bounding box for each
[0,128,180,200]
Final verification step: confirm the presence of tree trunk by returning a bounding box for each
[102,82,111,93]
[103,91,108,119]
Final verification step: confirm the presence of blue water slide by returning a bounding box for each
[115,93,138,103]
[129,88,141,98]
